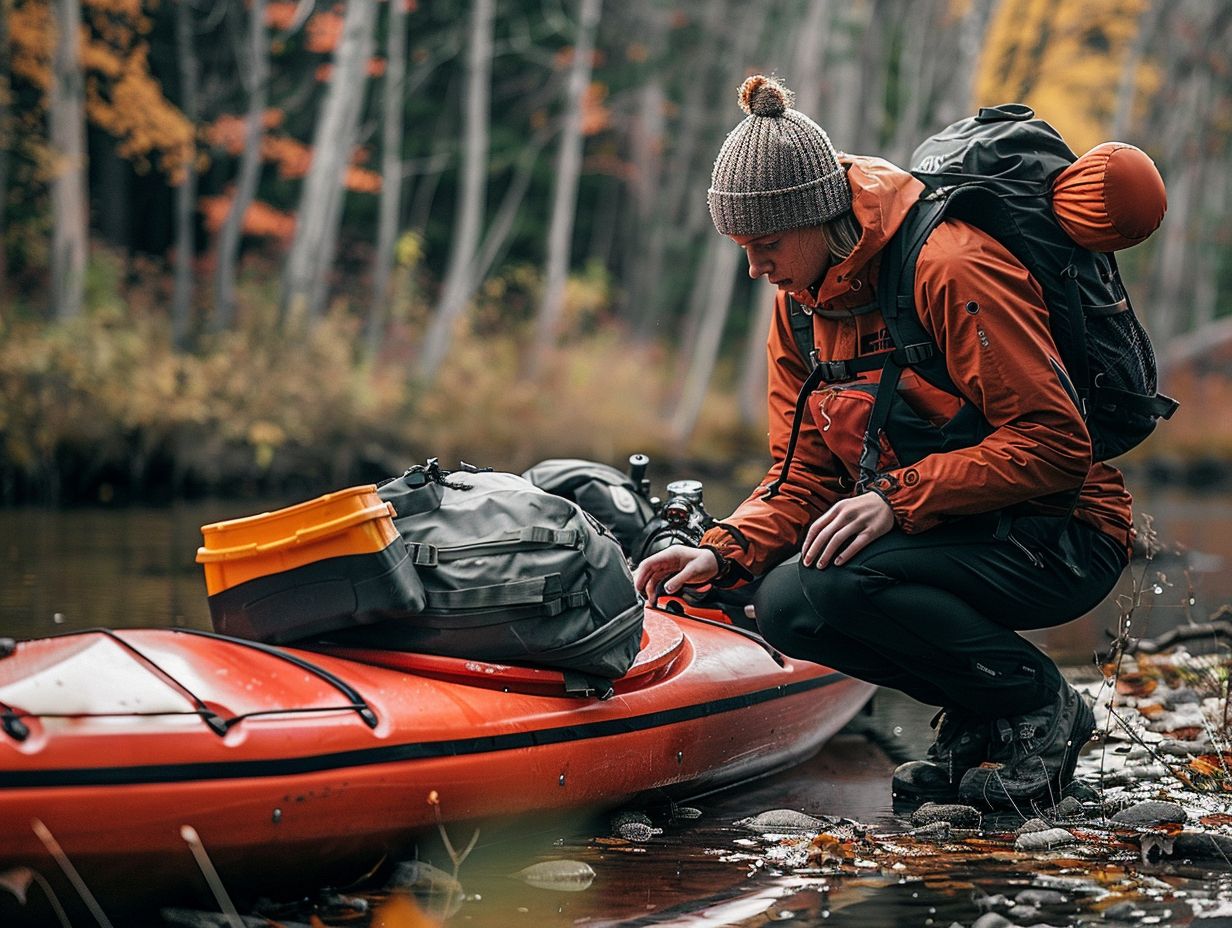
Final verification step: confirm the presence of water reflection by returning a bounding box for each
[1,487,1230,926]
[3,487,1229,657]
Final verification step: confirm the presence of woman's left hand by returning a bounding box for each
[801,492,895,569]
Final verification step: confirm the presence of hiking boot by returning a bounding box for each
[956,683,1095,810]
[891,709,990,803]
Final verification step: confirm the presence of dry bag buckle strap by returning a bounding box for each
[425,574,567,610]
[518,526,582,548]
[546,591,591,616]
[407,542,438,567]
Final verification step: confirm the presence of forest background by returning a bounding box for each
[1,0,1229,504]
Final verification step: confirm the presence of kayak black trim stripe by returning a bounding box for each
[0,672,846,789]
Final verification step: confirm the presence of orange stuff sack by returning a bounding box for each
[1051,142,1166,252]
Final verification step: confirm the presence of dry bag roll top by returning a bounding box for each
[196,485,426,644]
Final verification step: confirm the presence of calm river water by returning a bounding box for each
[1,481,1230,926]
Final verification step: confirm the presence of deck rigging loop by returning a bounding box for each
[0,628,379,740]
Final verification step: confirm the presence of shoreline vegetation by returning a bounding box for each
[0,251,1222,508]
[0,251,765,506]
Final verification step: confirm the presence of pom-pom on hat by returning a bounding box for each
[708,75,852,237]
[1051,142,1167,252]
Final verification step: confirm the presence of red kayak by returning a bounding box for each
[0,604,872,894]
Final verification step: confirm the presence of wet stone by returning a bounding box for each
[1110,800,1187,827]
[1064,779,1101,803]
[616,821,663,842]
[610,810,653,832]
[1015,888,1069,906]
[671,806,703,820]
[972,913,1015,928]
[1014,827,1076,851]
[1158,738,1211,756]
[513,860,596,892]
[386,860,462,896]
[1048,795,1086,820]
[1016,817,1052,835]
[1171,831,1232,860]
[1163,687,1201,708]
[908,820,951,840]
[1007,904,1041,920]
[974,892,1010,912]
[736,809,826,834]
[1103,900,1146,921]
[910,802,982,828]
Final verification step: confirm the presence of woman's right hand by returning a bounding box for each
[632,545,720,601]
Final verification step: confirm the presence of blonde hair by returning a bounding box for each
[818,210,862,261]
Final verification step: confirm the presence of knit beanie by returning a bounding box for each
[708,75,852,237]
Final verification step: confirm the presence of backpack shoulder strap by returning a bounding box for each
[786,295,816,370]
[877,191,964,398]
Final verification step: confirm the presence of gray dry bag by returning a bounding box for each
[321,460,644,690]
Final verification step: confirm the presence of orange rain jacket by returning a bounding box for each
[699,156,1134,579]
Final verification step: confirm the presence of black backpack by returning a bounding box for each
[771,104,1178,497]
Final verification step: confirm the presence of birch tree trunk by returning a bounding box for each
[365,0,410,360]
[668,239,742,444]
[281,0,378,326]
[418,0,494,380]
[50,0,87,321]
[737,279,777,425]
[735,0,829,426]
[171,0,200,348]
[825,0,872,152]
[668,1,763,397]
[528,0,602,376]
[1112,0,1163,139]
[935,0,996,127]
[214,0,268,331]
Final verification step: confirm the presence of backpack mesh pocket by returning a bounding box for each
[1086,308,1157,397]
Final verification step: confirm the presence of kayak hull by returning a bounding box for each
[0,608,874,888]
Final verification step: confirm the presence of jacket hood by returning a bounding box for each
[792,156,924,310]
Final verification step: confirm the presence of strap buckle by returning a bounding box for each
[812,354,856,383]
[895,342,934,366]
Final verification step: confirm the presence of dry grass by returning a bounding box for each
[0,253,746,502]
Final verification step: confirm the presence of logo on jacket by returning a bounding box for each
[860,327,892,354]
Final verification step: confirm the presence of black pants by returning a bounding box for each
[752,515,1127,721]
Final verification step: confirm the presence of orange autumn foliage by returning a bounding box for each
[345,165,382,193]
[199,193,296,242]
[263,135,313,178]
[208,129,380,193]
[266,0,299,31]
[581,81,611,136]
[205,111,285,154]
[553,46,606,70]
[306,9,345,54]
[10,0,194,182]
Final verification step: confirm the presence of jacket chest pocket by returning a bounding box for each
[810,384,900,479]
